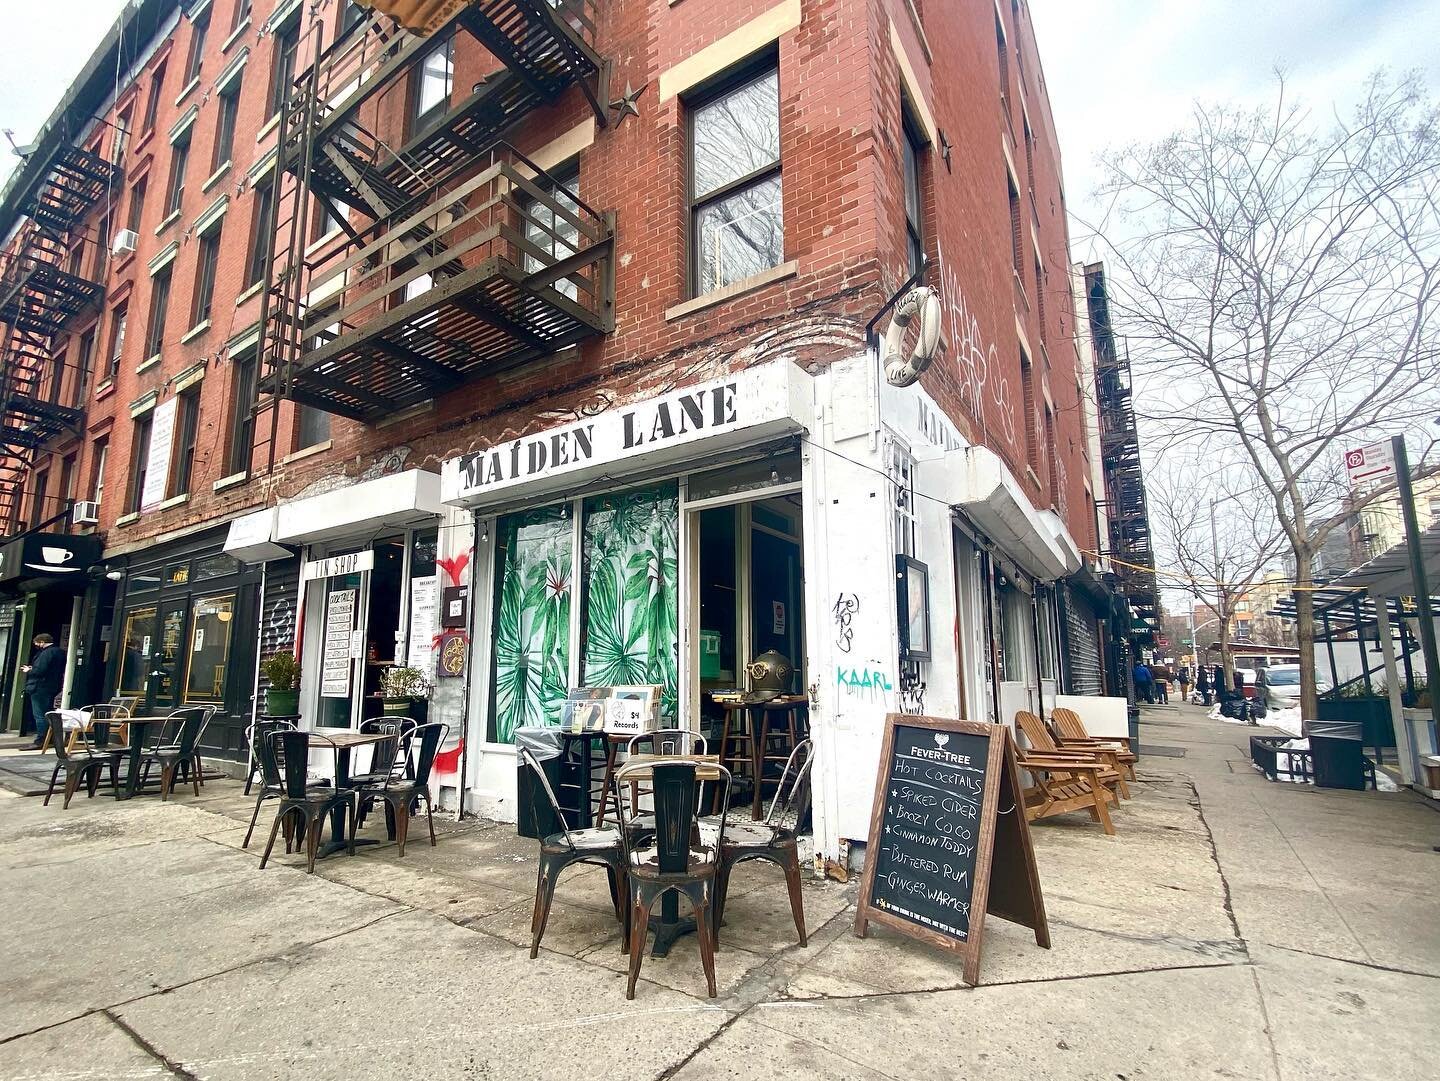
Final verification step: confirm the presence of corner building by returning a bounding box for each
[0,0,1117,862]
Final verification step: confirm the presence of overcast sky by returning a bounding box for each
[1029,0,1440,243]
[0,0,131,185]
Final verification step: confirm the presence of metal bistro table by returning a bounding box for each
[111,716,175,800]
[314,728,395,859]
[622,752,723,958]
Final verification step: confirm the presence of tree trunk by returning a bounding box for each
[1293,555,1319,719]
[1217,610,1232,695]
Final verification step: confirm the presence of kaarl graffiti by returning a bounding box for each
[837,665,894,699]
[832,593,859,653]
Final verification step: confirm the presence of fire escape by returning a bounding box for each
[257,0,614,427]
[0,147,118,537]
[1085,263,1159,635]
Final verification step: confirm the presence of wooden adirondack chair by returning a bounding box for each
[1011,712,1120,835]
[1051,706,1138,782]
[1015,710,1129,801]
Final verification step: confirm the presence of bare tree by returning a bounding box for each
[1088,72,1440,717]
[1150,462,1287,684]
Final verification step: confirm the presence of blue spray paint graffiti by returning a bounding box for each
[837,665,894,699]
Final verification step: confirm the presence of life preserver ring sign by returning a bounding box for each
[883,285,943,388]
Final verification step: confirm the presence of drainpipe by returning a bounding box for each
[453,509,481,821]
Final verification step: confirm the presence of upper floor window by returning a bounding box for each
[246,178,276,288]
[166,130,191,216]
[191,225,223,328]
[145,266,173,359]
[411,35,454,131]
[112,107,132,165]
[269,18,301,116]
[901,113,925,279]
[213,77,241,171]
[183,7,210,87]
[170,390,201,498]
[524,163,580,301]
[227,349,257,475]
[126,414,153,513]
[142,61,168,133]
[126,175,148,235]
[230,0,252,32]
[91,439,109,507]
[107,303,128,378]
[689,64,782,297]
[73,326,97,404]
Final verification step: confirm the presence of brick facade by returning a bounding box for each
[6,0,1096,562]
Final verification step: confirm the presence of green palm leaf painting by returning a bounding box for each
[581,484,680,722]
[490,507,572,743]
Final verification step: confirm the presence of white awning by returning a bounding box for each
[917,445,1082,581]
[223,507,289,563]
[274,469,444,546]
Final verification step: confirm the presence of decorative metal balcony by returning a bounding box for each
[260,150,613,422]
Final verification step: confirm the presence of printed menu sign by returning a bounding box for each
[321,589,356,698]
[854,715,1049,985]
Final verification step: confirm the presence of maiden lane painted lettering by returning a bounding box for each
[460,425,598,490]
[622,383,737,448]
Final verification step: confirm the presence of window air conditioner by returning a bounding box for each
[111,229,139,256]
[72,500,100,526]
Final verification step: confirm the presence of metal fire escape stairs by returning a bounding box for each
[0,147,118,537]
[252,0,614,454]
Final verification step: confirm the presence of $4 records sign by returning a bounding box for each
[854,714,1049,985]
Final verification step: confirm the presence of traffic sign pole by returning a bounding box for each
[1391,436,1440,733]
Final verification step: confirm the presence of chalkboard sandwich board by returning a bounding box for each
[854,714,1049,985]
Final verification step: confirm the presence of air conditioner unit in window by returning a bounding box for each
[111,229,138,256]
[72,500,100,526]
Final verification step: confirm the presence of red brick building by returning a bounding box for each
[0,0,1117,855]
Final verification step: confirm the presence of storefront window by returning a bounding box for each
[118,606,157,696]
[580,483,680,722]
[405,528,439,674]
[165,563,191,586]
[688,453,800,502]
[194,554,239,581]
[489,507,573,743]
[184,593,235,702]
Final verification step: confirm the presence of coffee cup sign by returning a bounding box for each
[41,547,74,565]
[854,714,1049,985]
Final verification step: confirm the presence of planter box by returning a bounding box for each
[1316,697,1394,750]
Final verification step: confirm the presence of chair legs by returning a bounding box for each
[259,800,354,873]
[42,764,61,807]
[715,846,807,949]
[243,792,268,848]
[530,853,630,960]
[625,878,717,1001]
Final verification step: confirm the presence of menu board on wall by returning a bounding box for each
[406,574,438,675]
[140,398,177,511]
[320,589,356,698]
[853,715,1049,986]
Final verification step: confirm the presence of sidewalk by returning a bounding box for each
[0,703,1435,1079]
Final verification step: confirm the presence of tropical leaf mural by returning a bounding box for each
[581,484,680,721]
[489,507,572,743]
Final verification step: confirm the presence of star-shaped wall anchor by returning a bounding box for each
[938,130,953,172]
[609,80,648,126]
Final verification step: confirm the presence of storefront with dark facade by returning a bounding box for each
[106,524,274,761]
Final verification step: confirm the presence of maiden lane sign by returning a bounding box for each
[441,363,809,507]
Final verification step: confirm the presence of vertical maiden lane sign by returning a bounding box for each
[440,364,806,507]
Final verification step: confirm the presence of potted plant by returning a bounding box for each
[260,651,301,716]
[380,665,430,722]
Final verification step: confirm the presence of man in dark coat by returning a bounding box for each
[22,633,65,749]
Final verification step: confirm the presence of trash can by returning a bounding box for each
[515,727,565,839]
[1302,720,1366,791]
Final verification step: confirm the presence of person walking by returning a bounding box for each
[1152,663,1171,704]
[1197,665,1212,706]
[1177,666,1192,703]
[21,632,65,750]
[1133,660,1153,704]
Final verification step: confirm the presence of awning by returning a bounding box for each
[222,507,290,564]
[1326,519,1440,598]
[274,468,444,546]
[0,532,102,593]
[917,445,1082,581]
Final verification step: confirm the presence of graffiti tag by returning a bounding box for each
[837,665,893,699]
[832,593,859,653]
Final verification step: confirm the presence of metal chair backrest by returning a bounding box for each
[519,746,576,849]
[627,728,706,758]
[248,718,297,790]
[764,738,814,833]
[409,722,449,789]
[167,707,209,758]
[106,697,138,717]
[616,758,731,867]
[363,716,416,779]
[273,729,337,800]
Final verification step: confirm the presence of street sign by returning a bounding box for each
[1344,441,1395,488]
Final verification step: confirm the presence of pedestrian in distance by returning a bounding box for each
[1133,660,1153,704]
[1197,666,1212,706]
[1177,666,1192,703]
[1152,663,1171,704]
[21,632,65,750]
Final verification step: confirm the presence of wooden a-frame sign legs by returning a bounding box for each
[853,715,1049,986]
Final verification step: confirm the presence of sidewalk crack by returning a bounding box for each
[102,1009,199,1080]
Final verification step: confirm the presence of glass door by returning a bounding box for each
[117,605,158,708]
[150,599,191,712]
[317,570,363,728]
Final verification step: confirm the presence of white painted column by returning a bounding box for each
[1375,597,1416,787]
[60,595,82,708]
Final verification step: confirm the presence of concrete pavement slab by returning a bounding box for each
[112,910,731,1080]
[0,1011,171,1081]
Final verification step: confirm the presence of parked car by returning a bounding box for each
[1257,664,1330,710]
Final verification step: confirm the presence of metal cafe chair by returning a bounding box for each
[41,711,123,808]
[137,706,212,801]
[241,718,300,848]
[703,738,813,948]
[351,718,410,830]
[621,728,709,833]
[518,746,629,959]
[614,757,731,1000]
[259,730,359,874]
[351,722,447,857]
